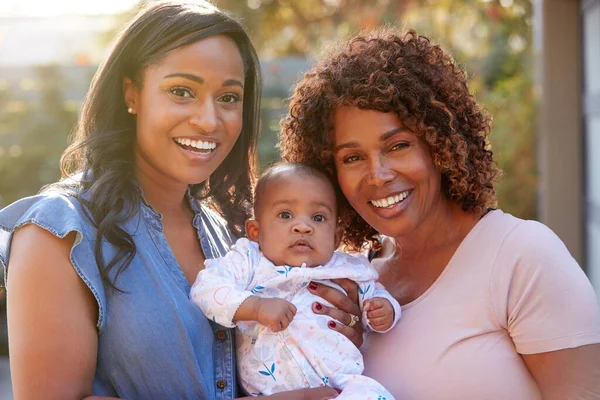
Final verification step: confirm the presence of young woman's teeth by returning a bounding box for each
[174,137,216,150]
[371,191,410,208]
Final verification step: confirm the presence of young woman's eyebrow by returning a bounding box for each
[163,73,243,88]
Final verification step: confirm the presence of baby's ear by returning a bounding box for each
[334,225,344,249]
[245,219,260,242]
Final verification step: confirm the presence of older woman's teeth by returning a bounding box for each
[371,191,410,208]
[174,138,217,150]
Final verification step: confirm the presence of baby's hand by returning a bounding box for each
[363,297,395,332]
[257,298,297,332]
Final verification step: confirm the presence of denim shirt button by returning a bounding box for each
[216,379,227,390]
[216,330,226,341]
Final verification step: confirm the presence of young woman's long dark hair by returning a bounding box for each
[54,1,262,291]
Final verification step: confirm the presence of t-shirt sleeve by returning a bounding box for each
[490,219,600,354]
[0,192,106,331]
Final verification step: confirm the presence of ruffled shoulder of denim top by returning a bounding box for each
[0,182,106,331]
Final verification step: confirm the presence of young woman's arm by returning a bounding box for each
[7,225,117,400]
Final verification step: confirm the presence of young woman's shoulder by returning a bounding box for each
[0,188,106,329]
[0,188,92,242]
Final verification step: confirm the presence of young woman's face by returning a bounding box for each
[125,34,245,187]
[332,106,444,239]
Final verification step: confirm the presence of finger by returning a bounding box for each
[326,319,363,348]
[313,302,358,327]
[367,307,388,319]
[289,303,297,315]
[366,298,385,309]
[286,310,295,323]
[309,282,361,316]
[368,315,389,326]
[331,278,359,305]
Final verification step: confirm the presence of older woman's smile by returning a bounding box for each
[370,190,412,208]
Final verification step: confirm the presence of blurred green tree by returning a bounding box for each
[0,65,77,206]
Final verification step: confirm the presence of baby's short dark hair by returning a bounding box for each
[253,162,341,219]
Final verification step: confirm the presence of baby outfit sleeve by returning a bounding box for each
[353,255,401,333]
[190,237,257,328]
[0,192,107,331]
[490,220,600,354]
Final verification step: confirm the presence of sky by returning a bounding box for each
[0,0,139,17]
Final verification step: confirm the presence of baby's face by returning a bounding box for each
[251,174,340,268]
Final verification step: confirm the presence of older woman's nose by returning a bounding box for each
[368,156,395,186]
[189,100,218,133]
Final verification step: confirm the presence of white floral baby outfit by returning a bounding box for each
[190,238,400,399]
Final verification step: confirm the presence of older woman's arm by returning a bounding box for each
[522,344,600,400]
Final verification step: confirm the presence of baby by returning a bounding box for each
[190,163,399,399]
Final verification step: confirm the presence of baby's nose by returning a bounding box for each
[293,222,313,234]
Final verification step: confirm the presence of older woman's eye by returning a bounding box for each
[169,87,194,99]
[278,211,292,219]
[390,142,409,151]
[342,155,360,164]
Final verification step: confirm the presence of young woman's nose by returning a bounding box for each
[189,99,218,133]
[368,154,395,186]
[292,220,313,234]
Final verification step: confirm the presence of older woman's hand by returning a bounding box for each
[308,278,364,348]
[239,386,340,399]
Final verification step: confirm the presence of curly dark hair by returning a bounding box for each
[279,28,500,252]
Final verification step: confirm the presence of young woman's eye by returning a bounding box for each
[218,93,241,104]
[312,214,326,222]
[169,87,194,99]
[278,211,292,219]
[342,155,360,164]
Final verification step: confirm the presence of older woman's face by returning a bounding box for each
[332,106,443,238]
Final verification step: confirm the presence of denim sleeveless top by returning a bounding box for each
[0,187,238,399]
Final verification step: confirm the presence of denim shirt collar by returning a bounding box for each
[139,186,203,233]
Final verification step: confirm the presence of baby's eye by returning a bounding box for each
[312,214,326,222]
[169,87,194,99]
[278,211,292,219]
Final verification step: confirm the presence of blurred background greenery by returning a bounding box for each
[0,0,535,355]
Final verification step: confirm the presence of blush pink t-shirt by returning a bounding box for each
[362,210,600,400]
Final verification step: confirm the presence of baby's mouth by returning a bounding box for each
[291,239,312,250]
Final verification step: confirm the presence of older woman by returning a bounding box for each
[280,29,600,399]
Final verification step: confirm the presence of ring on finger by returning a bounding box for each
[347,314,359,328]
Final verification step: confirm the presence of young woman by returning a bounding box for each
[0,2,351,399]
[280,29,600,399]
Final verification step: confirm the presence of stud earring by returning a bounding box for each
[127,107,135,114]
